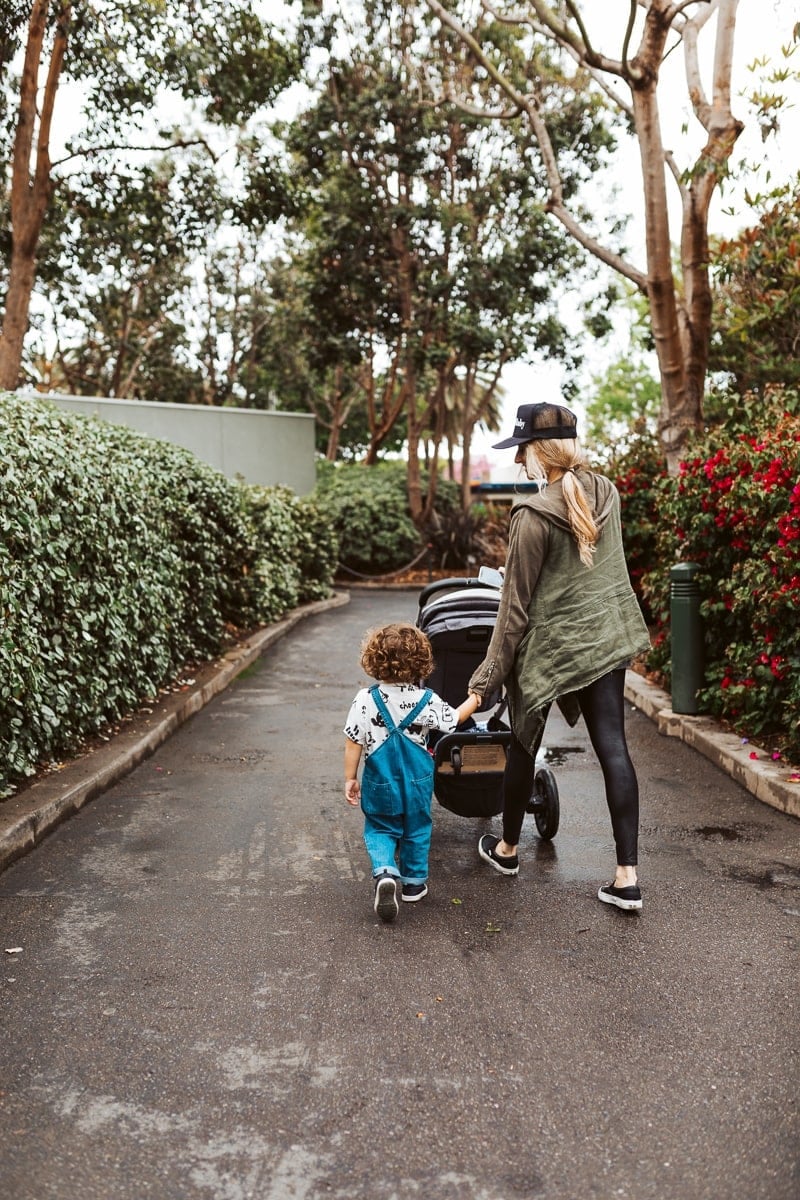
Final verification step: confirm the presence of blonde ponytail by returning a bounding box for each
[560,469,598,567]
[521,406,599,568]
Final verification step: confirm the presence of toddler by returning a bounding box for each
[344,622,479,922]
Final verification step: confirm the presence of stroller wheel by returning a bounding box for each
[528,766,560,840]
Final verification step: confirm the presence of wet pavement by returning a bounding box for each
[1,590,798,1200]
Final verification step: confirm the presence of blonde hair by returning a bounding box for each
[360,623,434,683]
[521,404,598,568]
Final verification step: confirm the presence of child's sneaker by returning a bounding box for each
[401,882,428,903]
[478,834,519,876]
[598,882,642,911]
[373,872,399,922]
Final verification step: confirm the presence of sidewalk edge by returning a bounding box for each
[624,671,799,820]
[0,591,350,874]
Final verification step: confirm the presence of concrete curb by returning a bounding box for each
[0,592,350,875]
[624,671,800,820]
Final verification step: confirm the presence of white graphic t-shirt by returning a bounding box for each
[344,683,459,759]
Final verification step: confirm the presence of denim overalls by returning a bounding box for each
[361,685,435,885]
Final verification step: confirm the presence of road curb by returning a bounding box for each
[624,670,799,820]
[0,592,350,875]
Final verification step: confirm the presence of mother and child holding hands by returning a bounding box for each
[343,401,651,923]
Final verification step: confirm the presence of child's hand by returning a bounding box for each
[345,779,361,806]
[456,690,482,724]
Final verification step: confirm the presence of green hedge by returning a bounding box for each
[0,393,336,796]
[315,459,495,576]
[315,460,424,575]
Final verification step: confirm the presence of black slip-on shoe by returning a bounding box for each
[401,882,428,902]
[373,873,399,922]
[478,834,519,876]
[598,882,642,911]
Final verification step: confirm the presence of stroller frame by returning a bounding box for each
[417,576,560,839]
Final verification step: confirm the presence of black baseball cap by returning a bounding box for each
[492,403,578,449]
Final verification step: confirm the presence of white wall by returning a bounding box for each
[24,392,317,495]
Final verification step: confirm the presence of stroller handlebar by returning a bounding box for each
[417,575,499,611]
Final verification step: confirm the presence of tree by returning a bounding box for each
[425,0,759,470]
[0,1,301,390]
[37,156,219,400]
[708,179,800,394]
[583,286,661,456]
[282,0,606,518]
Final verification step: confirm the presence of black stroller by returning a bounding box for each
[417,573,560,840]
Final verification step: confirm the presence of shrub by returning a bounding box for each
[247,485,339,606]
[315,461,422,575]
[641,387,800,760]
[609,429,667,622]
[0,393,336,795]
[423,481,503,570]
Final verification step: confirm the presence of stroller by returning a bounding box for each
[417,571,560,841]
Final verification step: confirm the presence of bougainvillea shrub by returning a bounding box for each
[641,389,800,760]
[610,430,667,623]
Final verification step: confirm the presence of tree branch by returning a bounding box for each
[51,136,219,169]
[557,39,635,119]
[547,199,648,289]
[443,87,522,120]
[681,0,720,127]
[426,0,645,287]
[35,4,70,200]
[10,0,48,231]
[665,148,688,200]
[526,0,626,75]
[621,0,638,78]
[664,0,714,25]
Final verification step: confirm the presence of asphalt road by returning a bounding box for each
[1,590,798,1200]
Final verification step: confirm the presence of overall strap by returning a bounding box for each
[369,685,397,732]
[398,688,433,731]
[370,685,432,733]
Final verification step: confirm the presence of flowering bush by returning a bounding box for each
[641,388,800,760]
[609,429,667,623]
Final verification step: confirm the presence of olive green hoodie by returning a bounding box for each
[468,470,651,754]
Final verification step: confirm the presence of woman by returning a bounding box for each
[468,402,651,910]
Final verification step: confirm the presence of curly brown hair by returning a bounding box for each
[360,623,434,684]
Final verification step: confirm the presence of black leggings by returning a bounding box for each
[501,668,639,865]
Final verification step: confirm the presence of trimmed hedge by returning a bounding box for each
[0,393,336,795]
[315,460,422,575]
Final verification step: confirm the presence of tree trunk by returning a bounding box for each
[459,367,477,510]
[630,79,697,470]
[0,1,70,391]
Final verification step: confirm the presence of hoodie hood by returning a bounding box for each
[510,469,616,533]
